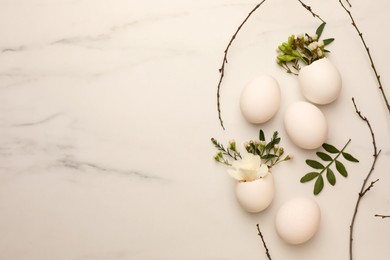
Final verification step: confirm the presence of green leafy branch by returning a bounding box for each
[300,139,359,195]
[211,138,242,166]
[245,130,292,168]
[276,22,334,75]
[211,130,292,169]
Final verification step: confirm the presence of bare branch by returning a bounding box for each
[297,0,325,23]
[216,0,267,130]
[375,214,390,219]
[340,1,390,115]
[256,224,272,260]
[349,98,382,260]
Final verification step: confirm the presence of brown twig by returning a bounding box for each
[256,224,272,260]
[340,1,390,115]
[345,0,352,7]
[216,0,267,130]
[297,0,325,23]
[350,98,382,260]
[375,214,390,219]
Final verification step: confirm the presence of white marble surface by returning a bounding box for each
[0,0,389,259]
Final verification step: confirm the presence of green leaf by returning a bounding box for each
[324,49,331,53]
[264,154,276,160]
[322,143,339,153]
[342,152,359,162]
[323,38,335,45]
[300,172,319,183]
[277,55,297,62]
[265,137,281,151]
[336,160,348,177]
[326,168,336,186]
[291,50,302,58]
[314,175,324,195]
[316,152,332,161]
[278,45,287,53]
[302,56,309,65]
[304,47,313,56]
[316,22,326,39]
[288,35,295,45]
[306,159,325,169]
[259,130,265,141]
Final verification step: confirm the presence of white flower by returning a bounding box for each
[304,36,309,43]
[317,49,323,57]
[227,153,269,182]
[318,40,324,47]
[308,42,318,51]
[312,34,318,40]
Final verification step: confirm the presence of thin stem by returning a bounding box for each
[256,224,272,260]
[216,0,267,130]
[340,1,390,115]
[375,214,390,219]
[297,0,325,23]
[349,98,382,260]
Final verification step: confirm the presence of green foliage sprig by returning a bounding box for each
[211,138,242,166]
[211,130,292,169]
[300,139,359,195]
[276,22,334,75]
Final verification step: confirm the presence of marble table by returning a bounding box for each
[0,0,389,259]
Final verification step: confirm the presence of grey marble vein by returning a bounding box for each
[1,45,25,53]
[58,157,164,180]
[12,113,64,127]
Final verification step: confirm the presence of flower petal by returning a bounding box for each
[227,169,245,181]
[257,164,269,178]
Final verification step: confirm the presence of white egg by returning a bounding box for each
[235,173,274,213]
[284,101,328,149]
[275,197,321,245]
[298,58,342,105]
[240,75,281,124]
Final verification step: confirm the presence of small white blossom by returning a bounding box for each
[317,49,323,57]
[312,34,318,40]
[304,36,309,42]
[227,153,269,182]
[308,42,318,51]
[318,40,324,47]
[297,33,304,39]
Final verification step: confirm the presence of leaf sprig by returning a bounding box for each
[245,130,292,168]
[276,22,334,75]
[211,138,242,166]
[211,130,292,169]
[300,139,359,195]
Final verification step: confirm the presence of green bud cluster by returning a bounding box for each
[276,22,335,75]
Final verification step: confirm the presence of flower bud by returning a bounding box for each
[229,140,236,150]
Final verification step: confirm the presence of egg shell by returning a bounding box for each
[298,58,342,105]
[275,197,321,245]
[284,101,328,150]
[240,75,281,124]
[235,173,274,213]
